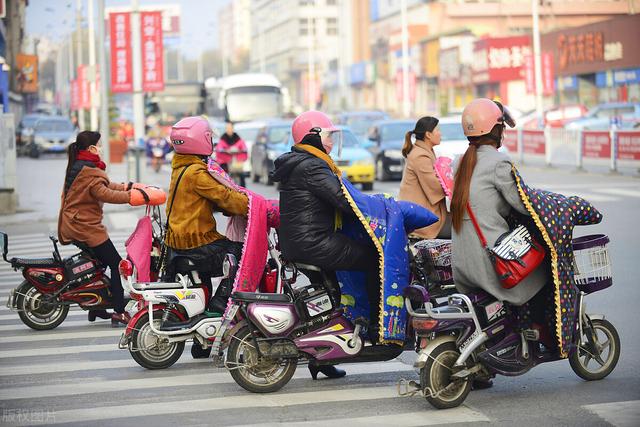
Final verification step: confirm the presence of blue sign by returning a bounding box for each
[349,62,366,85]
[557,75,578,91]
[596,68,640,88]
[0,67,8,113]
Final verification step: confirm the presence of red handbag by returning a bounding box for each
[467,204,546,289]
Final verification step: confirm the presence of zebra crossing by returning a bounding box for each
[0,232,490,426]
[1,232,637,426]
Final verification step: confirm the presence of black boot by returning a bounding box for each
[88,309,111,322]
[308,364,346,380]
[191,342,212,359]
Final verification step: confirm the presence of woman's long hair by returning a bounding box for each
[65,131,101,178]
[402,131,425,158]
[451,124,504,232]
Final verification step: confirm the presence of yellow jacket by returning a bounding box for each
[165,154,248,250]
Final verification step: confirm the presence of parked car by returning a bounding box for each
[432,116,510,160]
[565,102,640,130]
[245,119,292,185]
[15,114,45,154]
[278,126,375,191]
[334,111,390,139]
[28,116,77,158]
[366,120,413,181]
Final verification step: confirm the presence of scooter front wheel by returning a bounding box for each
[129,311,185,370]
[226,327,297,393]
[420,342,472,409]
[16,281,69,330]
[569,318,620,381]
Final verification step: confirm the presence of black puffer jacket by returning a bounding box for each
[271,147,355,266]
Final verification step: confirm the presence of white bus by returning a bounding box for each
[205,73,290,123]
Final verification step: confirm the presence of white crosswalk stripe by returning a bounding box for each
[0,228,633,426]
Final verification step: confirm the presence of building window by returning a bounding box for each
[327,17,337,36]
[299,18,315,36]
[299,0,314,5]
[326,0,336,5]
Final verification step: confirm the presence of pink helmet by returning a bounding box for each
[170,116,214,156]
[291,110,338,144]
[461,98,505,137]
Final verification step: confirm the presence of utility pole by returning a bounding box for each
[259,21,266,73]
[88,0,98,130]
[532,0,544,119]
[337,0,348,110]
[306,1,315,110]
[97,0,110,167]
[132,0,145,180]
[76,0,85,129]
[400,0,410,118]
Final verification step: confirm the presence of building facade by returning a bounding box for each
[249,0,341,111]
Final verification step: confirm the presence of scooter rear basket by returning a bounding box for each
[571,234,612,294]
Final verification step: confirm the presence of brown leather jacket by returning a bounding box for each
[58,164,130,247]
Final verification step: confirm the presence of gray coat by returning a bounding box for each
[452,145,548,305]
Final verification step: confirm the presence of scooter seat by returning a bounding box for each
[10,257,59,267]
[232,292,291,303]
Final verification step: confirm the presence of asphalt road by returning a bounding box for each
[0,158,638,426]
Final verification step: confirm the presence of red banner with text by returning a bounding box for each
[503,129,518,153]
[141,11,164,92]
[582,131,611,159]
[109,12,133,93]
[522,130,545,155]
[617,131,640,161]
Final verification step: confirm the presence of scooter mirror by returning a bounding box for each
[0,232,7,261]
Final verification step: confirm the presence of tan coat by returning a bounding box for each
[398,140,447,239]
[58,167,130,247]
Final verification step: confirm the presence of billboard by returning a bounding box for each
[472,36,531,84]
[15,54,38,93]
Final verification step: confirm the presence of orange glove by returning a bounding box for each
[129,187,167,206]
[126,182,146,190]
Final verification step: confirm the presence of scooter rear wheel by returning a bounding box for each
[420,342,472,409]
[227,326,297,393]
[569,318,620,381]
[129,311,185,370]
[16,281,69,330]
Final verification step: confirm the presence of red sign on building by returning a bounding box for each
[522,130,545,155]
[141,11,164,92]
[110,12,133,93]
[582,131,611,159]
[617,131,640,161]
[472,36,532,84]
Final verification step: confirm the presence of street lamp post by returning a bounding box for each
[400,0,410,118]
[532,0,544,119]
[97,0,109,168]
[131,0,145,181]
[306,1,315,110]
[88,0,98,130]
[76,0,85,129]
